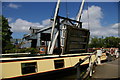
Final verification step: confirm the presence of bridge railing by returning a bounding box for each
[74,50,102,80]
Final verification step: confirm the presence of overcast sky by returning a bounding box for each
[2,2,119,38]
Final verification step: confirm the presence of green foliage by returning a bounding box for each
[104,37,120,48]
[2,16,13,53]
[5,48,40,54]
[89,36,120,48]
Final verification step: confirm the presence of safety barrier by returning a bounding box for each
[74,50,103,80]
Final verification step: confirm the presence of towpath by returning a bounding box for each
[92,58,120,79]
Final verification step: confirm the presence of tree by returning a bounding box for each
[2,16,13,53]
[89,37,98,48]
[88,36,120,48]
[104,37,120,48]
[89,37,102,48]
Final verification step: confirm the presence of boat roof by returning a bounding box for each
[0,53,93,62]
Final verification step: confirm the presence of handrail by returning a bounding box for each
[74,54,91,68]
[74,51,98,80]
[74,52,95,68]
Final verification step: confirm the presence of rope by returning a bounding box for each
[51,2,57,19]
[86,2,90,30]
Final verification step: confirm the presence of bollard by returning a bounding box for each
[97,56,101,64]
[96,50,102,65]
[115,49,119,58]
[89,56,93,76]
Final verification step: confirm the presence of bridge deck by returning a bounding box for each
[92,58,120,79]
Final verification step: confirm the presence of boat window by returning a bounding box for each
[54,59,64,69]
[21,62,37,75]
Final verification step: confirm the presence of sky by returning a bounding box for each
[2,2,119,39]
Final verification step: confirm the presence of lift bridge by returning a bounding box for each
[23,15,89,55]
[23,0,89,55]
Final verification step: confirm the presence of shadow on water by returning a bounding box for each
[37,64,89,80]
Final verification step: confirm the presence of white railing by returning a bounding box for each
[74,50,103,80]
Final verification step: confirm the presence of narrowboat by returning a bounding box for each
[1,0,107,80]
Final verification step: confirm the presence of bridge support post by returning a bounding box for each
[77,66,81,80]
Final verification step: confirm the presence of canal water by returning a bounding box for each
[38,64,89,80]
